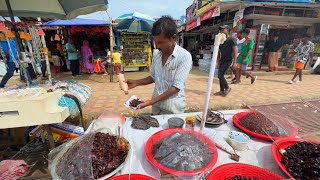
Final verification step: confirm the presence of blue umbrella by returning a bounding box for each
[116,12,155,32]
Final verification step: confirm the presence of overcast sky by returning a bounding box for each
[108,0,194,19]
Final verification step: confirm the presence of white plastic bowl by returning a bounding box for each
[226,133,250,151]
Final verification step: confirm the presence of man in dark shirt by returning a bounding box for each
[266,35,282,72]
[217,25,238,96]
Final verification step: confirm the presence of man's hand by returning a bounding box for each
[125,79,138,90]
[243,60,247,65]
[137,100,153,109]
[232,63,238,70]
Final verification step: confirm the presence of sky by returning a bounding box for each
[107,0,194,19]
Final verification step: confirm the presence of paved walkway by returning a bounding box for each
[39,68,319,120]
[3,68,320,122]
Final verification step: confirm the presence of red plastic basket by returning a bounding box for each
[232,110,298,141]
[272,137,320,178]
[145,128,218,177]
[108,174,155,180]
[207,163,285,180]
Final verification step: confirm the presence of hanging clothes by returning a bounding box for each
[81,40,94,74]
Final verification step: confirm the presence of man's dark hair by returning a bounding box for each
[242,29,250,34]
[113,46,118,51]
[151,16,177,39]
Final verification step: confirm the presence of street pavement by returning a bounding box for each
[42,68,320,120]
[3,67,320,140]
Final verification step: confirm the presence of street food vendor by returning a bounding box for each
[126,16,192,115]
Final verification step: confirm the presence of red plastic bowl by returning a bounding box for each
[207,163,285,180]
[145,128,218,177]
[108,174,156,180]
[232,110,298,141]
[272,137,320,178]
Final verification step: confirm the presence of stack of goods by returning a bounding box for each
[199,52,212,72]
[121,33,151,67]
[281,141,320,180]
[52,80,92,107]
[152,131,212,172]
[238,112,289,137]
[50,131,130,180]
[131,114,159,130]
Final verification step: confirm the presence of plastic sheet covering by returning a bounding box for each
[146,129,218,179]
[58,95,80,119]
[0,87,47,99]
[52,80,92,106]
[49,129,130,180]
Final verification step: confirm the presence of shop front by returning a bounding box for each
[243,4,320,70]
[42,18,112,74]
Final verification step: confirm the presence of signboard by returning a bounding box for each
[200,5,220,21]
[186,0,198,22]
[177,25,185,33]
[233,9,244,33]
[186,17,200,31]
[197,1,218,15]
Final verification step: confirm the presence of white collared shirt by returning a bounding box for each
[150,44,192,115]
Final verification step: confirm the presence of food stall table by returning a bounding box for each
[116,110,287,179]
[0,91,70,149]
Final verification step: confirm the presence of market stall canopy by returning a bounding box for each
[117,12,155,23]
[41,18,110,26]
[0,0,109,19]
[116,12,154,32]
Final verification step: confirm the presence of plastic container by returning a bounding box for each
[272,137,320,178]
[185,116,195,130]
[207,163,285,180]
[232,110,298,141]
[108,174,156,180]
[145,128,218,177]
[168,117,184,128]
[117,74,129,95]
[226,131,250,151]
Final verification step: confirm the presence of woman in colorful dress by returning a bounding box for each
[81,40,94,74]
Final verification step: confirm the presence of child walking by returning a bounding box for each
[288,35,314,84]
[51,44,63,74]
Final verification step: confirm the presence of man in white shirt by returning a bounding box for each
[126,16,193,115]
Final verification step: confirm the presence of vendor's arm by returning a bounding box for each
[138,87,179,109]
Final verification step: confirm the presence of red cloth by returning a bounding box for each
[0,160,28,180]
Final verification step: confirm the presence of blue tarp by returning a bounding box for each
[41,18,110,26]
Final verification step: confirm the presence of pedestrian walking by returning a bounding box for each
[231,31,245,82]
[51,44,63,74]
[66,37,81,77]
[232,29,257,85]
[266,35,282,72]
[288,35,314,84]
[216,25,237,96]
[0,37,19,88]
[112,46,122,75]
